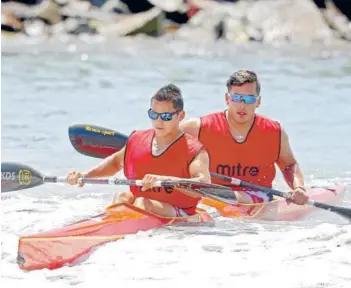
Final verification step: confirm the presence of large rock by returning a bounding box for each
[174,0,345,46]
[320,0,351,41]
[242,0,335,45]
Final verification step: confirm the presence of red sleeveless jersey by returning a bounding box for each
[124,129,203,214]
[199,111,281,190]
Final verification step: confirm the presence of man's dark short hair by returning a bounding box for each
[151,83,184,110]
[226,70,261,95]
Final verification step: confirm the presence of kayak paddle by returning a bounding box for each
[68,124,127,158]
[210,172,351,221]
[1,162,237,205]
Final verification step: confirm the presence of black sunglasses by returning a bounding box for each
[148,109,181,121]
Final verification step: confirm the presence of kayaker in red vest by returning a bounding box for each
[67,84,211,217]
[180,70,309,205]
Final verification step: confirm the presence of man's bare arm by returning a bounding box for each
[188,149,211,183]
[276,128,305,190]
[180,118,201,139]
[84,146,126,178]
[179,149,211,198]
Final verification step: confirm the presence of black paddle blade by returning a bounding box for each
[175,180,232,191]
[312,201,351,221]
[68,124,128,159]
[1,162,44,193]
[199,188,237,205]
[174,180,236,205]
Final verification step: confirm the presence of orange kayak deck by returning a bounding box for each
[200,185,346,220]
[17,203,212,271]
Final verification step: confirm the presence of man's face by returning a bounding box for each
[149,99,184,137]
[225,82,260,124]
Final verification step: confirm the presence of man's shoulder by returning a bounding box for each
[256,114,281,127]
[127,129,153,141]
[183,132,205,152]
[201,111,225,120]
[254,114,282,136]
[199,111,226,127]
[256,113,280,123]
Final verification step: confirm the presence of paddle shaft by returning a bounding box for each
[1,162,237,204]
[248,182,346,214]
[42,176,175,187]
[10,172,222,190]
[237,179,323,207]
[213,173,328,205]
[50,177,236,204]
[84,178,235,202]
[223,176,292,199]
[210,172,351,220]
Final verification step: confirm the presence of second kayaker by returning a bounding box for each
[180,69,309,205]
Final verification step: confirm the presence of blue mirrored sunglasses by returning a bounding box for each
[229,93,258,104]
[148,109,181,121]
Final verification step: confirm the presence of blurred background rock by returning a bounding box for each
[1,0,351,46]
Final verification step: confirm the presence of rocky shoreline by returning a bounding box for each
[2,0,351,47]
